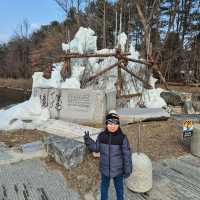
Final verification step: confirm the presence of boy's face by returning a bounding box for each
[107,123,119,133]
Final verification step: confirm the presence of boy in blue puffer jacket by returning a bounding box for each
[84,111,132,200]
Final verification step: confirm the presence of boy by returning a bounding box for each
[84,111,132,200]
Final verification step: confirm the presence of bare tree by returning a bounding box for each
[54,0,81,26]
[14,19,30,39]
[102,0,106,48]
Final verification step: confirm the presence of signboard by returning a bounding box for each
[183,120,193,137]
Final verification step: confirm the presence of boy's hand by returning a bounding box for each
[124,173,131,179]
[84,131,90,140]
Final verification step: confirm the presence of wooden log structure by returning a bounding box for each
[119,63,153,89]
[86,62,120,83]
[117,93,142,99]
[30,48,171,92]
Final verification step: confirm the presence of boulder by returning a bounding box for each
[126,153,152,193]
[192,93,200,113]
[184,100,195,114]
[160,91,183,106]
[46,135,86,169]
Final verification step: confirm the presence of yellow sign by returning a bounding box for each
[183,120,193,138]
[183,120,193,129]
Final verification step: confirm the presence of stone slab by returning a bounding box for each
[117,107,170,124]
[38,119,101,143]
[0,150,47,165]
[184,101,195,114]
[0,151,14,161]
[54,89,106,124]
[172,114,200,121]
[21,140,44,153]
[0,159,81,200]
[46,135,86,169]
[34,87,116,125]
[0,142,8,151]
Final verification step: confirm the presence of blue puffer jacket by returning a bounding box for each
[84,128,132,178]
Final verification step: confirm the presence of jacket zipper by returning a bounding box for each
[109,133,111,177]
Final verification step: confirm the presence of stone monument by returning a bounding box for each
[32,87,116,125]
[191,124,200,157]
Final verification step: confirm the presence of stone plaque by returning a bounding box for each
[33,88,116,125]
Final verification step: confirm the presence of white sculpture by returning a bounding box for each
[191,124,200,157]
[126,121,152,193]
[126,152,152,193]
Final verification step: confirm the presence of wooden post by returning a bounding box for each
[137,120,141,154]
[117,49,123,96]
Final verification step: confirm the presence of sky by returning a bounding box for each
[0,0,65,43]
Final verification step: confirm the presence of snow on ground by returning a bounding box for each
[0,27,166,131]
[0,97,49,130]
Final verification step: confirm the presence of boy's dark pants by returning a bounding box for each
[101,173,124,200]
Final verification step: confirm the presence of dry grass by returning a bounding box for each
[45,154,100,196]
[122,119,191,161]
[0,78,32,90]
[0,129,47,148]
[160,84,200,93]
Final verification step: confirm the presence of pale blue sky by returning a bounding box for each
[0,0,65,43]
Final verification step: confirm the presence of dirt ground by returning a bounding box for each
[0,129,47,148]
[0,118,192,196]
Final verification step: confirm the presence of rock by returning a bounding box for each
[192,93,200,113]
[168,105,184,114]
[0,142,8,151]
[160,91,183,106]
[184,100,195,114]
[117,107,170,124]
[0,159,81,200]
[20,140,44,153]
[47,135,86,169]
[192,101,200,113]
[191,124,200,157]
[84,192,95,200]
[126,153,152,193]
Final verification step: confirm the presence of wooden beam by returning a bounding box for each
[61,52,130,59]
[126,57,152,66]
[119,64,152,89]
[117,93,142,99]
[86,62,119,83]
